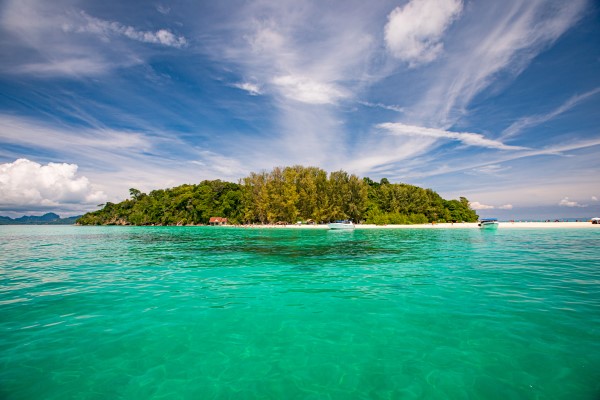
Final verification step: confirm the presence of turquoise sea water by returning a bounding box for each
[1,226,599,399]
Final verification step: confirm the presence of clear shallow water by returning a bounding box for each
[1,226,599,399]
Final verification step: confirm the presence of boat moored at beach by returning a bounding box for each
[478,218,499,229]
[328,220,355,230]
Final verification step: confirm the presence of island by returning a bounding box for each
[77,166,477,226]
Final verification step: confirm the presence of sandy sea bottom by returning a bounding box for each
[0,226,599,399]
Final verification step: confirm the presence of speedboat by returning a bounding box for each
[478,218,499,229]
[328,220,355,230]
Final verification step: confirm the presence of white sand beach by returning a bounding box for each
[234,221,599,229]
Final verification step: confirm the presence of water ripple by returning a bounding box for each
[0,226,599,399]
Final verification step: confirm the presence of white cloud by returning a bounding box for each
[378,122,526,150]
[360,101,405,113]
[0,114,266,210]
[234,82,262,96]
[558,197,587,208]
[469,202,512,210]
[384,0,463,66]
[471,164,510,175]
[592,196,598,201]
[469,201,494,210]
[0,159,106,210]
[18,58,112,76]
[65,11,187,48]
[272,75,348,105]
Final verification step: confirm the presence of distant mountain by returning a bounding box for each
[0,213,81,225]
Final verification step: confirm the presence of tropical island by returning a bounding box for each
[77,166,478,226]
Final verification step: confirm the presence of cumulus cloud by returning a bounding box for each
[558,197,586,208]
[498,204,513,210]
[272,75,348,105]
[234,82,262,95]
[592,196,598,201]
[378,122,526,150]
[384,0,463,65]
[64,11,187,48]
[0,159,106,211]
[469,201,494,210]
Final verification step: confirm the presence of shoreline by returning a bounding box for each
[64,221,599,229]
[228,221,599,229]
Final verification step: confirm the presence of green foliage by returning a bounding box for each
[241,166,368,224]
[362,179,476,224]
[77,167,479,225]
[77,180,244,226]
[442,197,479,223]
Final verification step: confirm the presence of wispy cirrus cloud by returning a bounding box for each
[378,122,526,150]
[233,82,262,96]
[411,0,587,126]
[1,0,187,77]
[471,164,511,175]
[502,87,600,139]
[359,101,405,113]
[63,11,187,48]
[0,114,150,153]
[206,1,381,166]
[355,0,587,180]
[156,4,171,15]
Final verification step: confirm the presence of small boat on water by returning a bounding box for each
[328,220,355,230]
[478,218,499,229]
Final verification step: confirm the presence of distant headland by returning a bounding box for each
[0,212,81,225]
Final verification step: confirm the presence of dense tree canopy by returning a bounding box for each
[77,166,478,225]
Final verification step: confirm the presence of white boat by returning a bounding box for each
[328,220,355,230]
[592,217,600,224]
[478,218,499,229]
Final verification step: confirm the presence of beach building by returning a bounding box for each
[209,217,228,226]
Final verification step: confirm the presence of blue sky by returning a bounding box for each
[0,0,599,219]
